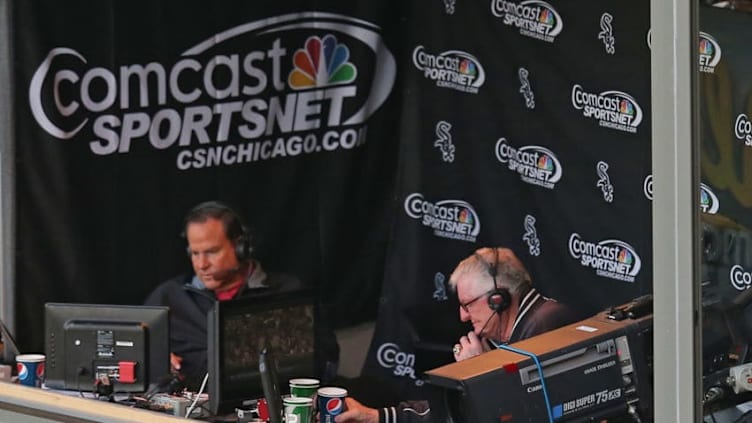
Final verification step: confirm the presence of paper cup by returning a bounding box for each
[16,354,45,387]
[317,386,347,423]
[289,377,320,398]
[283,396,313,423]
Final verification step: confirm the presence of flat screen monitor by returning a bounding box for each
[208,290,315,415]
[44,303,169,393]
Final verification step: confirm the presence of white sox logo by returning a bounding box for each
[522,215,541,256]
[598,13,615,54]
[519,68,535,109]
[434,121,455,162]
[596,161,614,203]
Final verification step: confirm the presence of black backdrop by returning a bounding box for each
[14,0,750,405]
[13,1,404,352]
[362,0,654,400]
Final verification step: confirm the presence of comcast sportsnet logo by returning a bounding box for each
[404,193,480,242]
[495,138,562,189]
[29,12,396,170]
[491,0,563,43]
[571,84,642,133]
[699,32,721,74]
[412,46,485,94]
[569,233,642,283]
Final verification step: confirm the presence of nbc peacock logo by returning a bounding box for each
[539,8,554,25]
[458,208,475,226]
[619,100,634,115]
[458,59,477,76]
[289,35,357,89]
[617,249,633,265]
[537,154,553,171]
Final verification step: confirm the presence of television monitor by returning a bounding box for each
[44,303,170,393]
[208,290,315,415]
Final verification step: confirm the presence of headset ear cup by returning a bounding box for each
[234,235,252,262]
[487,288,511,313]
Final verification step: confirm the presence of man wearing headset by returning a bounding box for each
[335,247,582,423]
[144,201,317,388]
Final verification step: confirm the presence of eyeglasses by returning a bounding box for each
[459,293,486,313]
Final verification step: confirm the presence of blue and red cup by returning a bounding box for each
[317,386,347,423]
[16,354,45,387]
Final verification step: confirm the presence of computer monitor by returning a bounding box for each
[208,290,316,415]
[44,303,170,393]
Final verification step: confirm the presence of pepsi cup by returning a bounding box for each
[16,354,45,387]
[317,387,347,423]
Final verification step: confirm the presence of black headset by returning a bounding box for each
[183,201,253,262]
[474,248,512,313]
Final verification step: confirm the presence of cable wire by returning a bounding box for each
[496,344,554,423]
[185,372,209,418]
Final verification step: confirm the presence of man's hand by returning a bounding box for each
[453,331,487,361]
[333,397,378,423]
[170,353,183,372]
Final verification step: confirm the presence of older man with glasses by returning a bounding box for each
[334,247,582,423]
[449,246,582,361]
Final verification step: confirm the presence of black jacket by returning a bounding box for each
[378,287,583,423]
[144,261,309,386]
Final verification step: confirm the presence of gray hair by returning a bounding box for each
[448,247,532,296]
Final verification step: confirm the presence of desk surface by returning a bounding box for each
[0,381,189,423]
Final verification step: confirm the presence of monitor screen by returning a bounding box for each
[208,291,315,415]
[44,303,170,393]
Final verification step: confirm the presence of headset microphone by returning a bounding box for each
[209,265,243,281]
[476,309,499,338]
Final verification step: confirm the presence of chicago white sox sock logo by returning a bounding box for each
[522,215,541,256]
[519,68,535,109]
[598,13,615,54]
[434,121,455,162]
[596,161,614,203]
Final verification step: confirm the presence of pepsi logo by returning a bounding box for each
[17,363,28,380]
[37,362,45,378]
[326,398,343,414]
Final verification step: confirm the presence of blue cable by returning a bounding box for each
[494,342,554,423]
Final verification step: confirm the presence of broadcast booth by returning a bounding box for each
[426,298,654,422]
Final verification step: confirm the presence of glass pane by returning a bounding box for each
[700,2,752,420]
